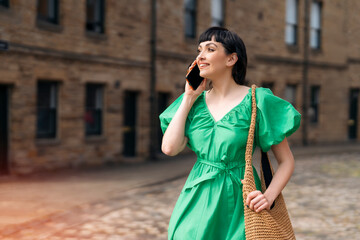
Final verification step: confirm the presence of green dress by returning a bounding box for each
[159,87,301,240]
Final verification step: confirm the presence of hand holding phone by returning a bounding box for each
[185,59,204,91]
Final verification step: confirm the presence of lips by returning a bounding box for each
[198,63,209,69]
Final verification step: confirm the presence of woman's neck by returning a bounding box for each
[208,75,243,100]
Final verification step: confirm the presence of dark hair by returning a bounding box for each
[198,27,248,88]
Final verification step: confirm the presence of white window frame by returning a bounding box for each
[310,1,322,49]
[285,0,298,45]
[211,0,224,27]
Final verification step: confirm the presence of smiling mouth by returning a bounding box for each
[199,63,209,68]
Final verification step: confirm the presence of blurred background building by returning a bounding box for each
[0,0,359,175]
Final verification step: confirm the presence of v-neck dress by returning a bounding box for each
[159,87,301,240]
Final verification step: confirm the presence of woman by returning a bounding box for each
[159,27,301,240]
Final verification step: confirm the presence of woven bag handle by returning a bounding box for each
[243,84,276,209]
[243,84,258,199]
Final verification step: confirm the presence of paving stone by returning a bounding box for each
[0,151,359,239]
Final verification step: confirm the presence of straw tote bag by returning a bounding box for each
[243,84,296,240]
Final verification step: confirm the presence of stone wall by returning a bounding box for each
[0,0,359,174]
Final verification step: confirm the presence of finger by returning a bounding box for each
[251,194,266,206]
[246,191,259,206]
[254,198,267,210]
[194,80,206,94]
[245,193,252,206]
[246,190,261,206]
[255,202,269,213]
[249,194,265,210]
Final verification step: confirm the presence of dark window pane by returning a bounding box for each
[85,109,102,135]
[85,84,103,136]
[37,109,56,137]
[285,84,297,107]
[0,0,9,8]
[37,0,59,24]
[86,0,105,33]
[36,82,57,138]
[310,86,320,123]
[184,0,196,38]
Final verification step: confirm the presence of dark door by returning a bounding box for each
[123,91,138,157]
[157,92,170,152]
[0,85,9,175]
[349,88,359,139]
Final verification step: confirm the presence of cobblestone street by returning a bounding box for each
[0,151,359,240]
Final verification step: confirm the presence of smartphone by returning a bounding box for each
[186,60,204,91]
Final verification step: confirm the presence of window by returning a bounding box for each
[0,0,9,8]
[36,81,58,139]
[86,0,105,33]
[284,84,297,107]
[184,0,197,38]
[285,0,298,45]
[85,84,104,136]
[310,86,320,123]
[310,1,322,49]
[211,0,224,27]
[37,0,59,24]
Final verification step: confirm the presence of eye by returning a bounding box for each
[208,48,215,52]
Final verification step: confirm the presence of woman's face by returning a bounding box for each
[196,36,230,80]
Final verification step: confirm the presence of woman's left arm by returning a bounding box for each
[245,137,295,212]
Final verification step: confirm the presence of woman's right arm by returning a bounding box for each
[161,79,207,156]
[161,95,196,156]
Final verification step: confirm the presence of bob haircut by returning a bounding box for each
[198,27,248,87]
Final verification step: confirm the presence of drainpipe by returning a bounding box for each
[302,0,310,146]
[149,0,157,161]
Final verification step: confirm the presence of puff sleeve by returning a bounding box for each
[255,88,301,152]
[159,92,192,148]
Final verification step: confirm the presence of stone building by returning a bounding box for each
[157,0,360,150]
[0,0,359,175]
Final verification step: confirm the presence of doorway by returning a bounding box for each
[349,88,359,139]
[0,85,9,175]
[123,91,138,157]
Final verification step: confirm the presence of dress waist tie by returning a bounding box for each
[183,155,246,192]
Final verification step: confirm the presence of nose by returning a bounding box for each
[197,51,205,61]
